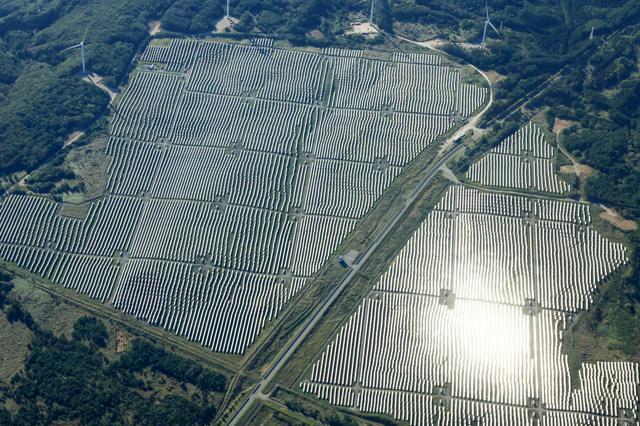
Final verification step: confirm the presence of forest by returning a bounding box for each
[0,269,226,425]
[535,28,640,219]
[0,0,169,177]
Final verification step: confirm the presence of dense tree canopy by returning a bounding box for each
[0,64,108,175]
[163,0,226,34]
[73,316,109,347]
[4,331,219,425]
[537,29,640,218]
[111,339,227,392]
[0,0,173,178]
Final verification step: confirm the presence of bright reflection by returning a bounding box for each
[453,299,528,368]
[304,187,637,424]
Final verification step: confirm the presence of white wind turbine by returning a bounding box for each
[61,26,89,74]
[481,1,499,49]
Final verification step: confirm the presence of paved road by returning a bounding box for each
[227,36,493,425]
[227,145,466,426]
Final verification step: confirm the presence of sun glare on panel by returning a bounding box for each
[455,300,529,367]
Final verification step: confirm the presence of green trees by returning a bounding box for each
[564,128,629,176]
[0,270,12,304]
[0,0,174,177]
[378,0,394,32]
[163,0,225,34]
[0,63,108,175]
[12,331,115,424]
[132,395,217,426]
[541,28,640,218]
[0,269,36,330]
[113,340,227,392]
[72,316,109,347]
[589,36,638,90]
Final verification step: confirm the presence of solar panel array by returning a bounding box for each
[303,139,636,423]
[0,39,488,354]
[466,122,571,194]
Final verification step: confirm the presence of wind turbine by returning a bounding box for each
[481,1,499,49]
[61,26,88,74]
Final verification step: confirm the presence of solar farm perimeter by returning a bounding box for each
[0,38,487,354]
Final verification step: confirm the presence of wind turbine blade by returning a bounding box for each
[82,25,89,43]
[485,0,489,19]
[60,44,81,53]
[489,21,499,35]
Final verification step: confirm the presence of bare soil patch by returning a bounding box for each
[84,73,117,103]
[599,205,638,231]
[116,329,131,353]
[64,130,85,147]
[559,165,574,174]
[553,118,576,135]
[455,42,483,50]
[148,20,162,35]
[439,164,460,184]
[215,16,238,33]
[423,38,446,49]
[347,22,378,36]
[59,203,91,220]
[560,163,595,182]
[484,70,505,84]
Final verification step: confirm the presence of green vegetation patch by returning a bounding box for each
[0,63,108,176]
[538,29,640,218]
[0,314,30,382]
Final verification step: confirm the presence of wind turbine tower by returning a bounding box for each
[481,1,499,49]
[61,26,88,74]
[369,0,375,24]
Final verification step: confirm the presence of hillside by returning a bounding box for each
[0,1,640,424]
[1,0,638,187]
